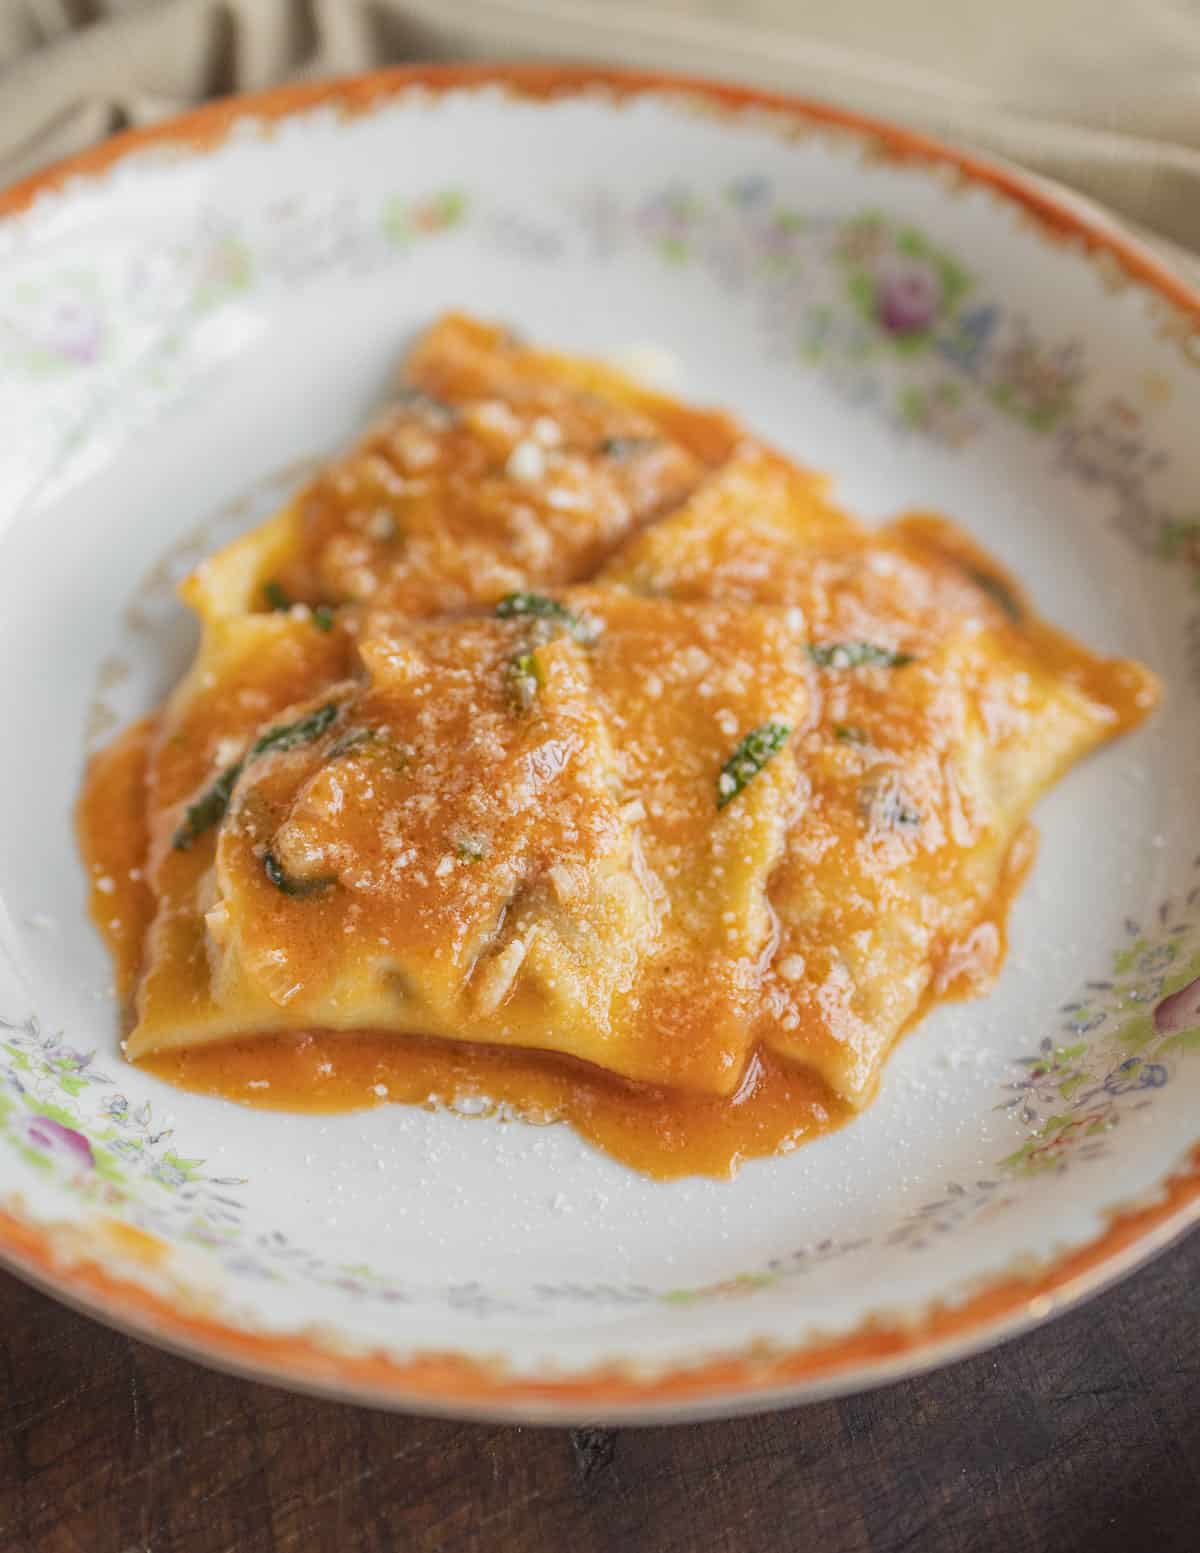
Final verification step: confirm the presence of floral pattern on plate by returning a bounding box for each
[576,184,1200,682]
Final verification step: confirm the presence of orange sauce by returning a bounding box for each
[76,716,156,1002]
[144,1036,846,1180]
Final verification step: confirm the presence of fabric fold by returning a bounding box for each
[2,0,1200,269]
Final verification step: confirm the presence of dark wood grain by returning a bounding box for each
[0,1231,1196,1553]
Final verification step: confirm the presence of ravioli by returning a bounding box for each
[127,596,810,1095]
[78,311,1160,1175]
[198,313,737,625]
[575,589,809,1093]
[131,610,354,1050]
[601,468,1158,1105]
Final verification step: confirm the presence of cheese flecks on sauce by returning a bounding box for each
[78,310,1160,1177]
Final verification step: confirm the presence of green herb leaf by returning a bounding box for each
[495,592,599,645]
[263,579,291,612]
[717,722,791,810]
[968,569,1023,623]
[808,641,914,669]
[834,724,867,745]
[172,702,340,850]
[455,834,487,862]
[173,766,241,851]
[312,604,335,632]
[263,850,336,897]
[250,702,339,759]
[599,435,658,460]
[506,650,543,712]
[329,727,375,759]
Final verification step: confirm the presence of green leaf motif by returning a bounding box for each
[382,189,468,245]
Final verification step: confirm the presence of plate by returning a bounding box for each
[0,65,1197,1424]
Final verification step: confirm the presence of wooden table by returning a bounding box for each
[0,1229,1195,1553]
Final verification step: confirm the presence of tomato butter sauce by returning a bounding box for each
[78,723,1033,1180]
[77,717,156,1003]
[145,1038,844,1180]
[74,316,1160,1180]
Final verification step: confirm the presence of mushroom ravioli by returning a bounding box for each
[78,313,1160,1178]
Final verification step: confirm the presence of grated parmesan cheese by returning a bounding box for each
[506,440,546,483]
[778,954,807,983]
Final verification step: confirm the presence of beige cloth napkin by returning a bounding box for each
[3,0,1200,275]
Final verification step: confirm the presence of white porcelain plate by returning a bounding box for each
[1,66,1198,1423]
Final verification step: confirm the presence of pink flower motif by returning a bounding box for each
[44,300,103,364]
[23,1115,94,1169]
[1154,974,1200,1036]
[876,261,943,335]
